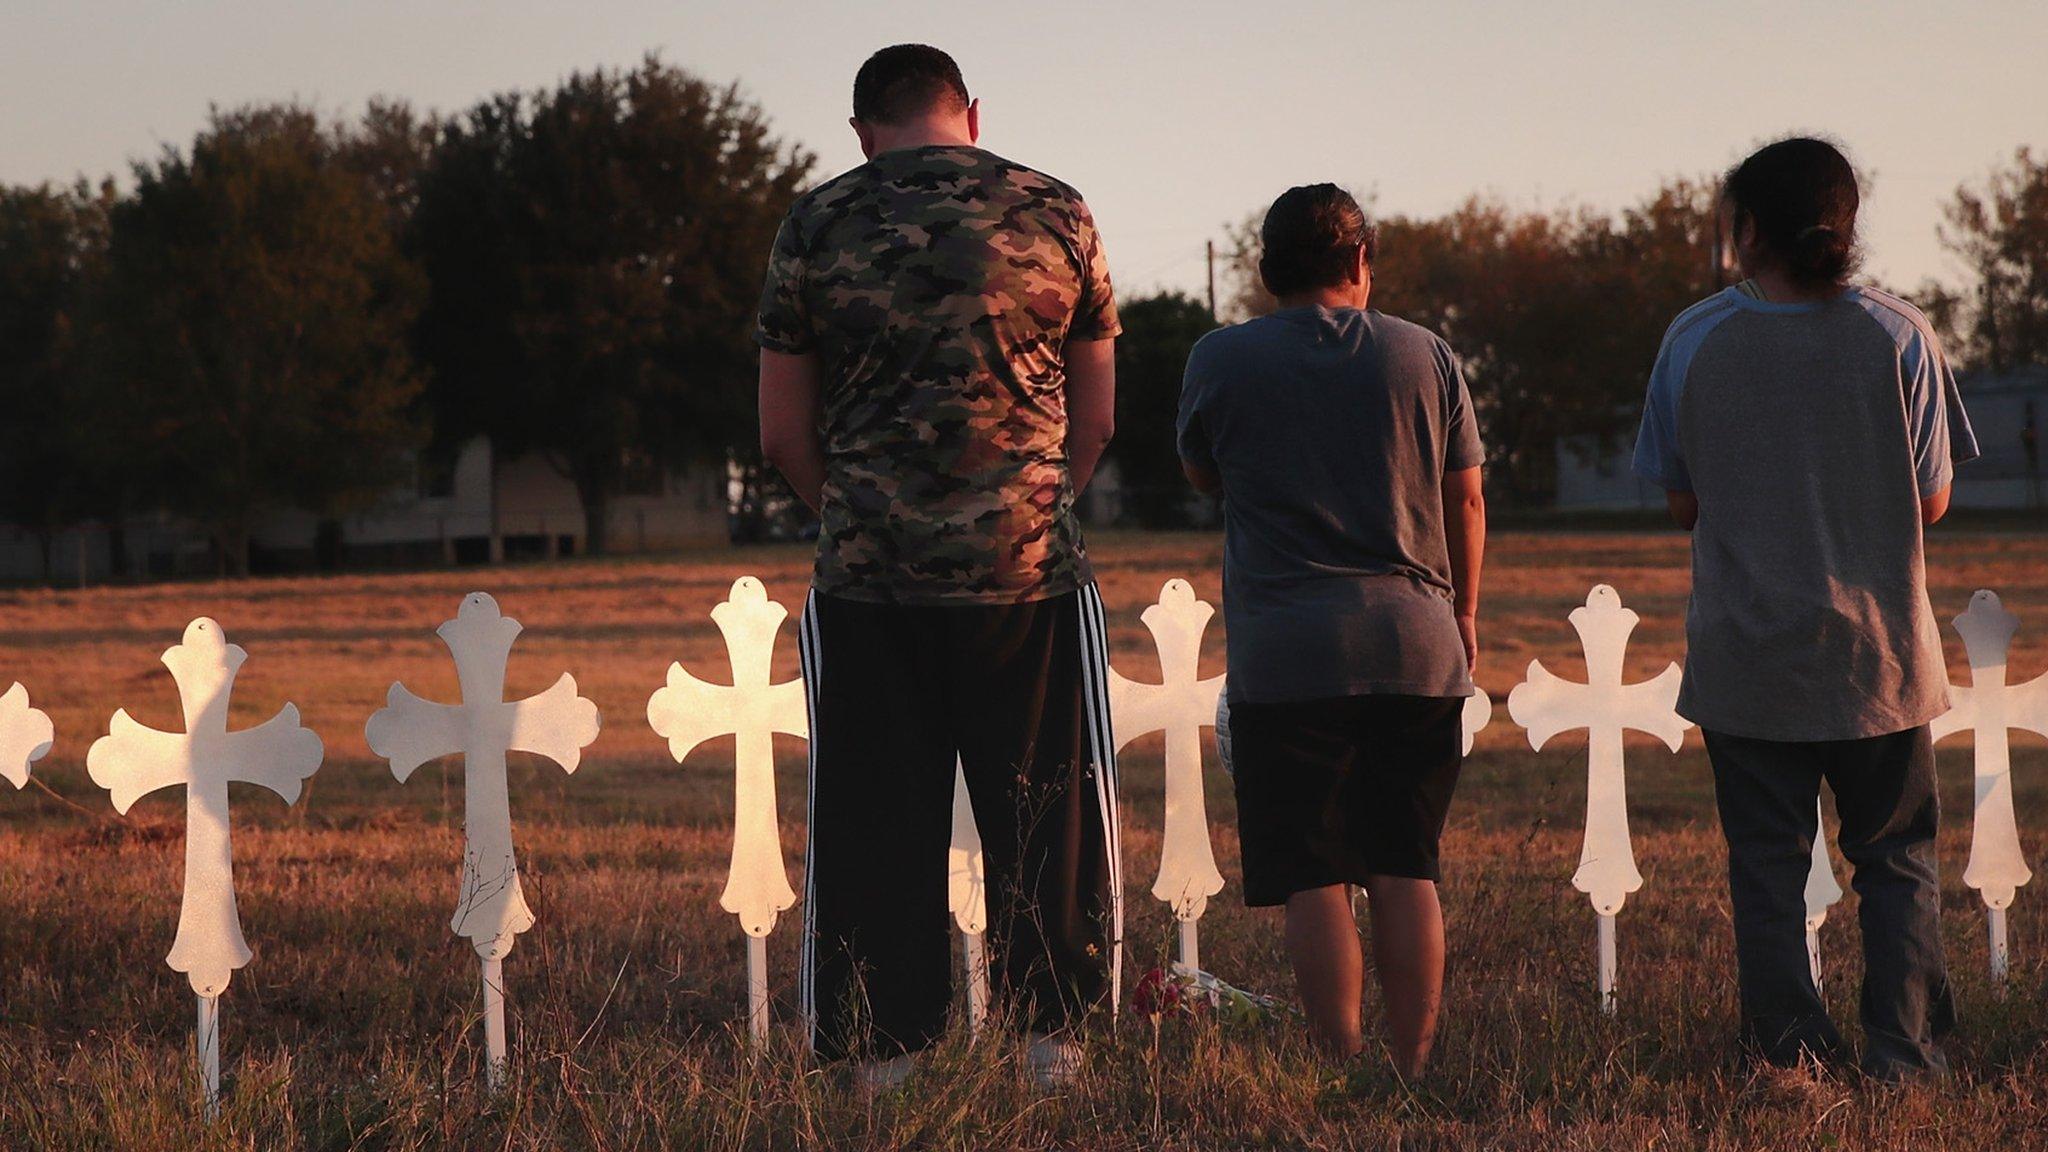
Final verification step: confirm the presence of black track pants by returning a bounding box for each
[796,584,1122,1060]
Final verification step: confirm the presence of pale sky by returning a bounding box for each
[6,0,2044,301]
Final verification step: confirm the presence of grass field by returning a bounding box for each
[0,529,2044,1150]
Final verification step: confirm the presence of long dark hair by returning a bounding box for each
[1258,184,1377,298]
[1724,137,1861,291]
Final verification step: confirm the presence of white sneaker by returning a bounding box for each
[854,1053,915,1093]
[1027,1034,1082,1087]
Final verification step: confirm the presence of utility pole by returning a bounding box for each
[1205,239,1218,323]
[1710,182,1728,290]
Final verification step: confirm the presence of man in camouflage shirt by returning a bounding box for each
[756,44,1121,1083]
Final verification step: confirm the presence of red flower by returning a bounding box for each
[1132,966,1184,1017]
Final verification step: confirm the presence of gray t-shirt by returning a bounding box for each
[1178,306,1484,705]
[1631,283,1980,742]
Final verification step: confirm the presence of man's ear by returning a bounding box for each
[850,117,876,159]
[1355,249,1373,307]
[965,99,981,144]
[1733,211,1761,260]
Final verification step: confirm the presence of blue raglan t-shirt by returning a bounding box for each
[1631,282,1980,741]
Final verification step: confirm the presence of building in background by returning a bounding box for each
[1957,366,2048,509]
[1553,366,2048,512]
[0,436,728,582]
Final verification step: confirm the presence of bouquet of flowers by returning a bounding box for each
[1132,965,1295,1027]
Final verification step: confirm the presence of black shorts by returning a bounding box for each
[1228,693,1464,905]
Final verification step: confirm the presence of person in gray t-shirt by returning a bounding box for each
[1631,137,1978,1081]
[1178,184,1486,1078]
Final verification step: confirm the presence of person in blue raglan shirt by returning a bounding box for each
[1632,137,1978,1081]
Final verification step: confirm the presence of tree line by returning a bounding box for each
[0,56,811,575]
[4,57,2045,564]
[1112,152,2048,518]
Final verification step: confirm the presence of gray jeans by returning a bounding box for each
[1703,726,1955,1080]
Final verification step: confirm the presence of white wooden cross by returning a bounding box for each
[1108,579,1225,975]
[1805,795,1844,989]
[647,576,805,1046]
[0,682,53,789]
[1461,688,1493,755]
[947,759,990,1035]
[87,618,324,1114]
[1507,585,1688,1014]
[365,592,600,1087]
[1931,590,2046,983]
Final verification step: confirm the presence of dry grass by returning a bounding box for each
[0,529,2043,1150]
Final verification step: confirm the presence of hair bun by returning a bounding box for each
[1725,137,1861,291]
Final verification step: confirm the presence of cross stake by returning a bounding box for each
[948,758,990,1035]
[366,593,600,1088]
[1108,580,1223,977]
[1507,585,1689,1015]
[0,682,53,790]
[1805,795,1844,991]
[647,577,806,1048]
[1932,590,2045,985]
[88,618,324,1116]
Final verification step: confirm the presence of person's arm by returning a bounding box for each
[1065,336,1115,494]
[1666,491,1699,531]
[1176,335,1223,496]
[753,209,828,512]
[1182,459,1221,495]
[1060,191,1121,496]
[1921,484,1951,526]
[759,349,825,513]
[1631,321,1697,532]
[1901,322,1974,529]
[1441,464,1485,672]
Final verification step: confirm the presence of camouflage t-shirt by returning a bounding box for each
[755,145,1121,604]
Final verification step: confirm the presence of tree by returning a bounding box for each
[1110,292,1217,525]
[0,180,115,576]
[1382,201,1589,500]
[1499,181,1721,499]
[1912,278,1972,363]
[411,56,814,555]
[93,104,426,575]
[344,99,438,219]
[1939,147,2048,371]
[1218,213,1277,322]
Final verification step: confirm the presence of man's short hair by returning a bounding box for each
[853,44,970,126]
[1259,184,1377,298]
